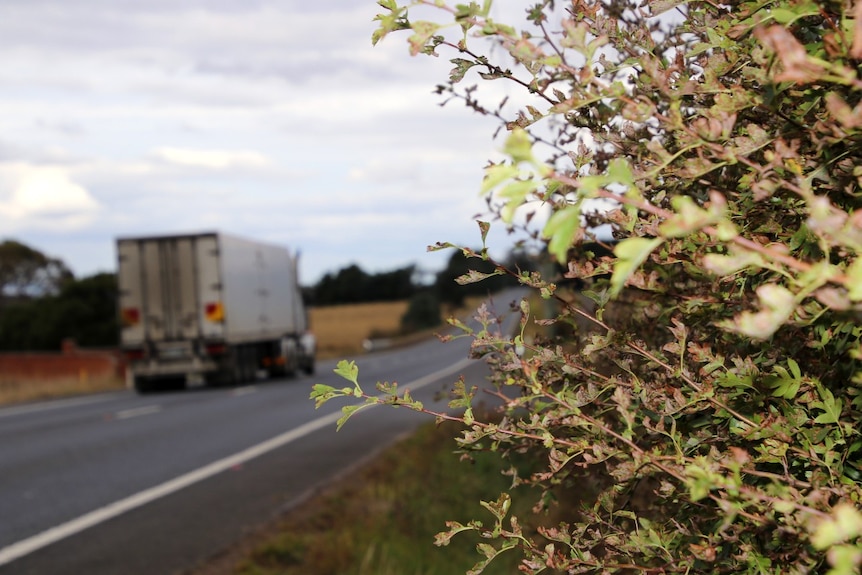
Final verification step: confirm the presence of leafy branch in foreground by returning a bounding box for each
[313,1,862,573]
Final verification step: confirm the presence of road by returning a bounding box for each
[0,290,523,575]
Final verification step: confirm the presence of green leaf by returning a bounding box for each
[703,249,765,276]
[543,204,582,264]
[498,179,538,222]
[334,360,362,396]
[336,403,372,431]
[446,316,474,335]
[480,493,511,521]
[503,128,534,164]
[427,241,460,252]
[650,0,690,15]
[610,237,663,296]
[767,376,801,400]
[434,521,475,547]
[334,359,359,385]
[824,545,862,575]
[309,383,340,408]
[684,457,727,502]
[455,269,503,285]
[658,195,717,238]
[812,385,842,425]
[462,407,474,425]
[607,158,636,189]
[847,258,862,301]
[449,57,478,83]
[408,21,440,56]
[721,284,795,340]
[576,174,607,198]
[481,163,519,194]
[770,4,820,25]
[477,220,490,247]
[788,358,801,379]
[371,2,408,45]
[812,504,862,549]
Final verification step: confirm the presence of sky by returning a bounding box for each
[0,1,525,285]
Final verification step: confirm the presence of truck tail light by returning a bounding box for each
[124,348,146,361]
[205,343,227,356]
[121,307,140,327]
[205,301,225,323]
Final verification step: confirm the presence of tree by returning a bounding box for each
[0,273,118,351]
[315,2,862,574]
[400,289,442,332]
[0,239,73,303]
[311,263,418,305]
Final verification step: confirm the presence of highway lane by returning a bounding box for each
[0,290,524,574]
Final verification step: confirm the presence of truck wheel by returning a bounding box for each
[302,358,315,375]
[230,348,245,386]
[231,346,257,385]
[163,376,187,391]
[134,377,154,394]
[244,346,259,382]
[280,338,298,377]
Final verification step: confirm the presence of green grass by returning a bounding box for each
[233,421,539,575]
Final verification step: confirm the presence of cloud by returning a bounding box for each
[151,147,271,170]
[0,2,530,283]
[0,165,101,230]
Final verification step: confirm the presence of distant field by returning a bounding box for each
[309,300,409,359]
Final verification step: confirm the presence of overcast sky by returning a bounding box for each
[0,1,522,284]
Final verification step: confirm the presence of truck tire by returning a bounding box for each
[134,375,185,393]
[229,348,244,386]
[244,346,259,382]
[302,357,315,375]
[230,345,257,385]
[133,376,154,394]
[279,337,299,377]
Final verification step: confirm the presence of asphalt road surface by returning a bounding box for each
[0,290,524,575]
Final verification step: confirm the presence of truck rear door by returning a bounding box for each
[119,235,223,344]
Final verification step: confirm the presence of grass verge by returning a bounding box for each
[0,375,125,406]
[189,420,541,575]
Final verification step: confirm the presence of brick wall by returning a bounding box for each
[0,339,125,384]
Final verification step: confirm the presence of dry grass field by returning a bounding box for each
[309,300,410,359]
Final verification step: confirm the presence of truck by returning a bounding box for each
[117,232,315,393]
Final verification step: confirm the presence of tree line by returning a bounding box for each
[0,239,533,351]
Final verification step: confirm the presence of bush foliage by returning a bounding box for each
[315,1,862,573]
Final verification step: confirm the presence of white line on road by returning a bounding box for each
[0,356,474,567]
[114,405,162,420]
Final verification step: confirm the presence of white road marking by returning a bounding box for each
[232,386,258,397]
[114,405,162,420]
[0,356,475,566]
[0,395,115,420]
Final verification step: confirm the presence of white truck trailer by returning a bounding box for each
[117,232,315,393]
